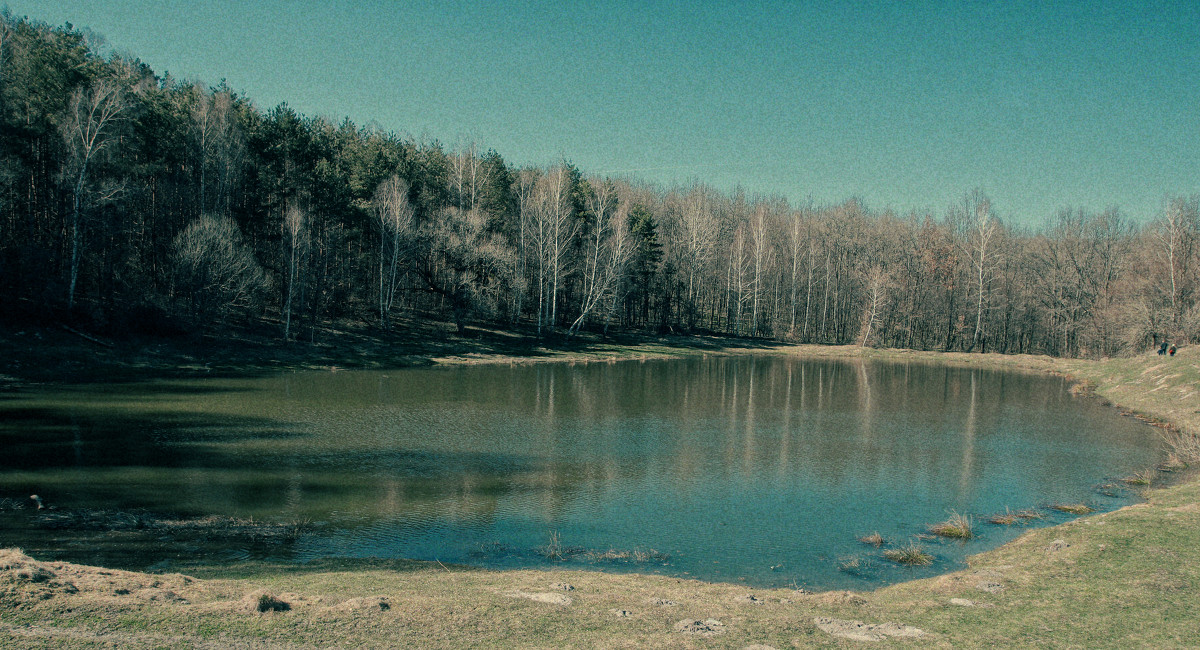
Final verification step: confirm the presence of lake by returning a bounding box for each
[0,355,1161,589]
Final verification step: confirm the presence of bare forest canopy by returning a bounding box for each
[1,14,1198,358]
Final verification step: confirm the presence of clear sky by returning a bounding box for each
[8,0,1198,225]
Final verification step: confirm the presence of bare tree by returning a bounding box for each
[748,204,775,336]
[415,206,516,334]
[449,139,483,210]
[567,178,633,338]
[282,204,309,340]
[677,183,720,327]
[526,163,578,334]
[173,214,268,325]
[373,175,413,327]
[1151,196,1199,336]
[726,223,751,335]
[859,265,891,346]
[511,167,540,324]
[191,87,243,216]
[61,80,130,309]
[950,191,999,351]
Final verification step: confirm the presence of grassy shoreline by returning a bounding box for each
[3,330,1199,647]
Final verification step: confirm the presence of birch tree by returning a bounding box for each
[859,265,891,346]
[950,191,999,351]
[282,204,309,340]
[527,164,578,334]
[61,79,130,309]
[1151,196,1199,335]
[191,87,243,216]
[567,178,633,338]
[677,183,719,327]
[748,204,775,336]
[373,174,413,327]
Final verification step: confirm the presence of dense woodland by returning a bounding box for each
[2,14,1198,358]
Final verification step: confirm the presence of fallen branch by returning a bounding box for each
[61,325,114,348]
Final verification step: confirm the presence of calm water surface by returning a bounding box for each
[0,356,1161,589]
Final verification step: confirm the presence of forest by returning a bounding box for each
[1,13,1197,359]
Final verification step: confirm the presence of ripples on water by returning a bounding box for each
[0,356,1161,588]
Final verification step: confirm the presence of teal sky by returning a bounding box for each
[8,1,1198,224]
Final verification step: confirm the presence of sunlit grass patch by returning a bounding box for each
[883,542,934,566]
[1050,503,1094,515]
[929,512,974,539]
[857,531,885,547]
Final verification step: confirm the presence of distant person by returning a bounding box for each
[1169,344,1177,357]
[1159,341,1169,355]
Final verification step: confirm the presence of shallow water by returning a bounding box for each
[0,356,1161,588]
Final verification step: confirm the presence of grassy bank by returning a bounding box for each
[3,335,1199,647]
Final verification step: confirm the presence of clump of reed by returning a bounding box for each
[535,531,584,560]
[857,531,885,547]
[883,542,934,566]
[1049,503,1094,515]
[1160,429,1200,465]
[929,511,974,539]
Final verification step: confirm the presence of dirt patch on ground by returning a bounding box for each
[674,618,725,636]
[813,617,925,642]
[503,590,573,605]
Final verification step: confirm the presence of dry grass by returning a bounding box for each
[1162,429,1200,465]
[535,530,564,560]
[929,511,975,539]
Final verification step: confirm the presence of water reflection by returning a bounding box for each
[0,356,1161,588]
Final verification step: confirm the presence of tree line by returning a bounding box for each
[1,13,1197,358]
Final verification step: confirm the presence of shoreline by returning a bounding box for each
[3,331,1198,647]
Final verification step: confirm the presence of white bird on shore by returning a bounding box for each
[29,494,44,510]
